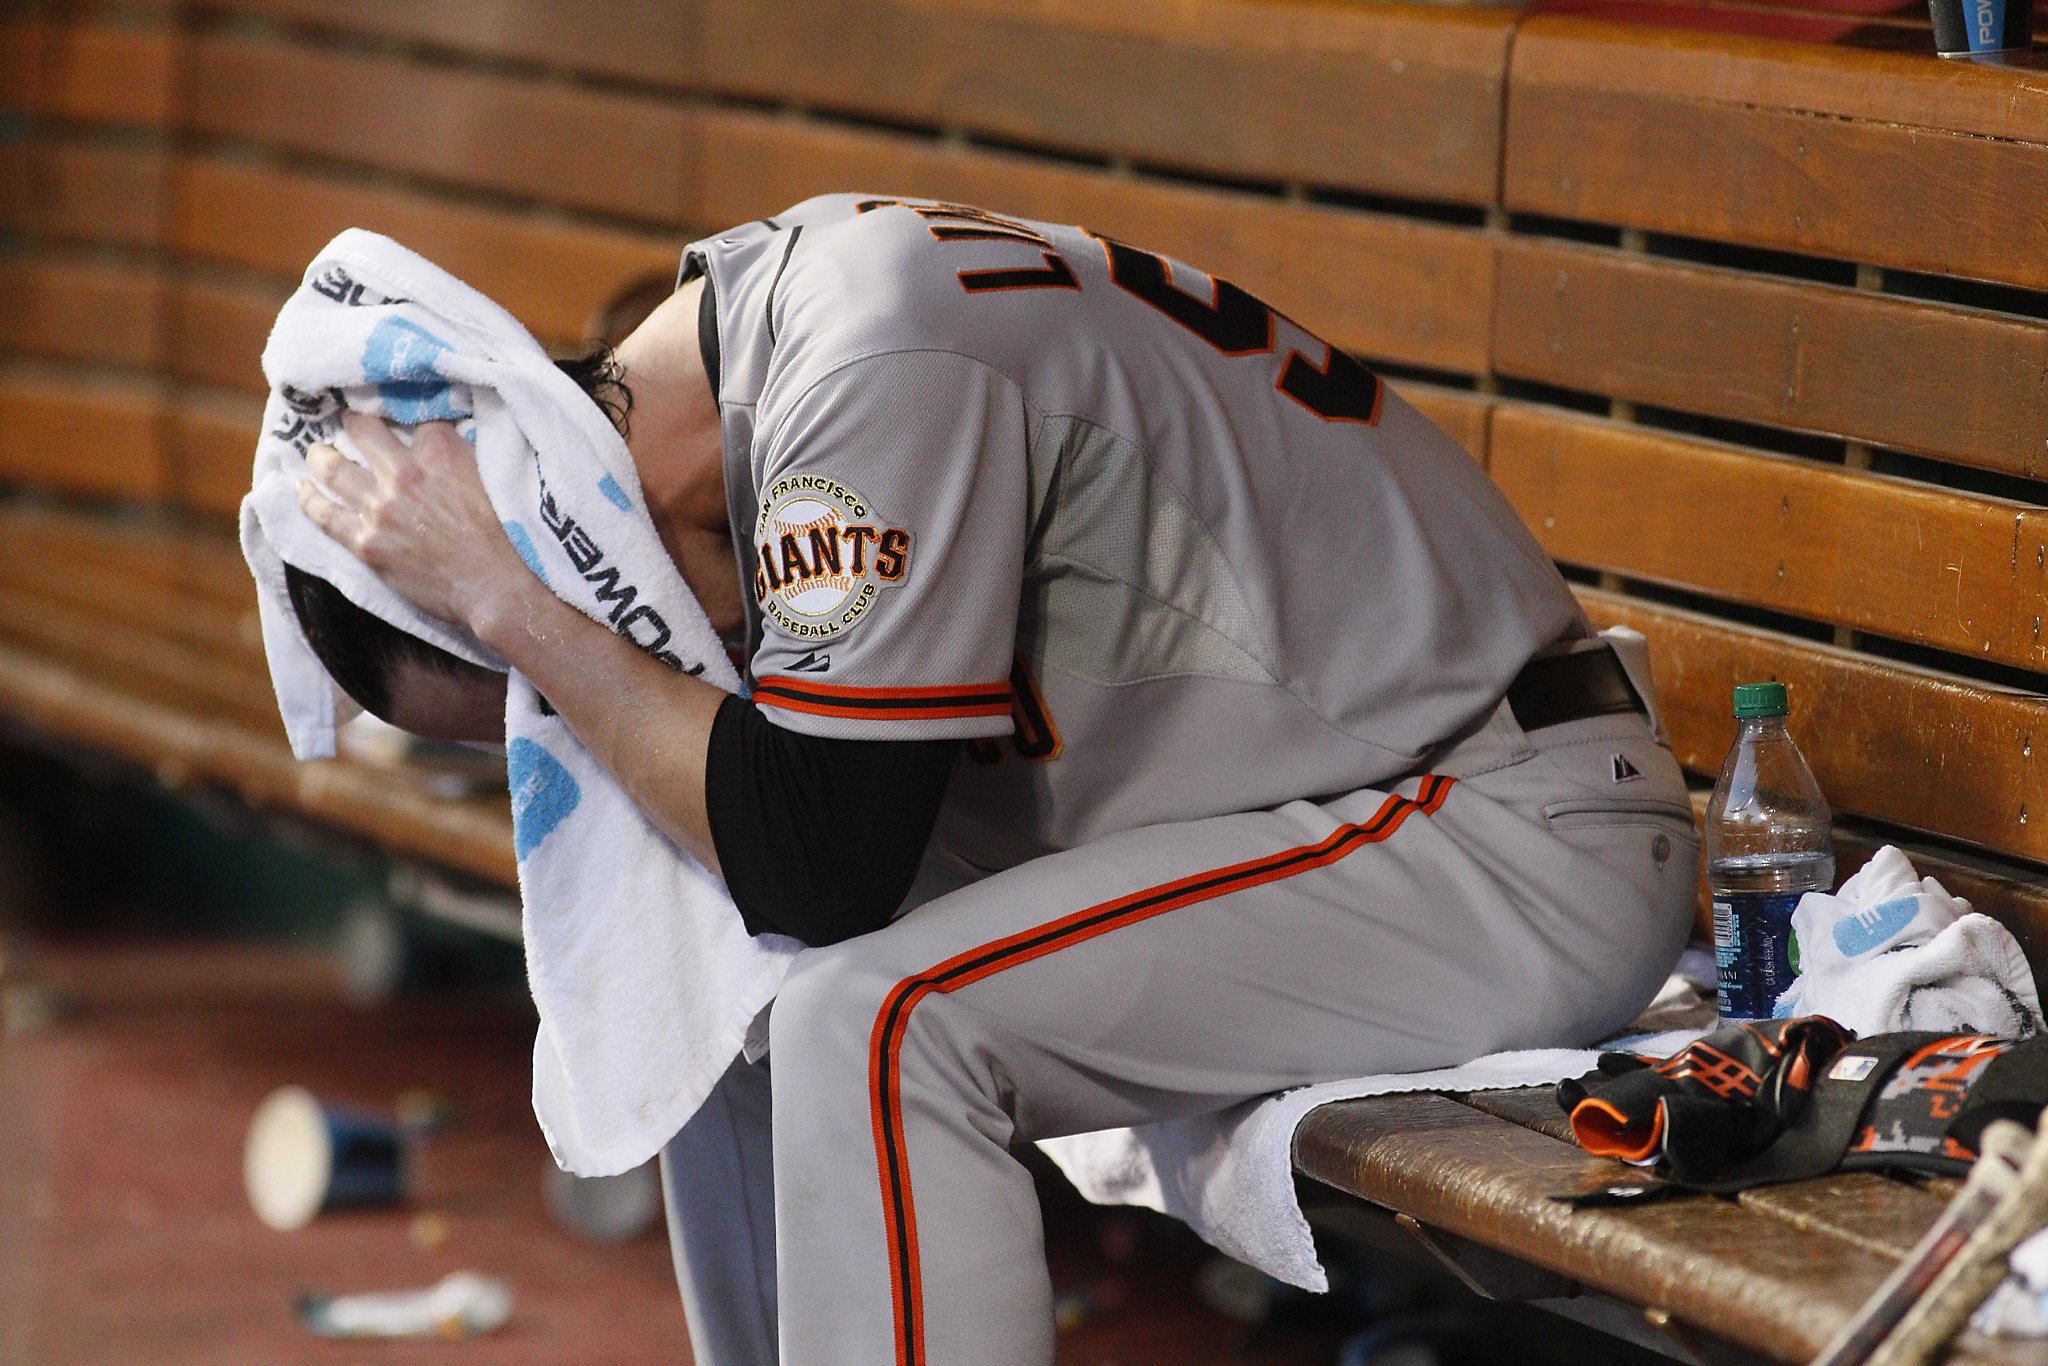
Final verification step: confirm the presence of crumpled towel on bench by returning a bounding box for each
[240,229,801,1177]
[1773,843,2041,1039]
[1039,1020,1706,1292]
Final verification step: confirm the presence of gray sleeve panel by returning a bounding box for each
[747,350,1028,741]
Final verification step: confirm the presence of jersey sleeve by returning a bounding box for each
[745,349,1028,740]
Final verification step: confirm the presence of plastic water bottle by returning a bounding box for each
[1705,682,1835,1022]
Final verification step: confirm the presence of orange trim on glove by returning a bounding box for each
[1570,1096,1667,1165]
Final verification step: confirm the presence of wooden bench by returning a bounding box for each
[1290,16,2048,1363]
[5,2,2048,1360]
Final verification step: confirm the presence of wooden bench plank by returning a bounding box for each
[160,520,267,606]
[1580,587,2048,864]
[0,506,263,634]
[692,0,1516,206]
[1459,1087,1954,1263]
[1512,18,2048,148]
[182,32,1498,373]
[165,272,288,397]
[0,533,278,725]
[168,154,677,348]
[185,31,697,226]
[195,0,1517,204]
[1494,238,2048,477]
[0,368,167,501]
[0,591,279,730]
[0,137,28,235]
[1396,386,1492,466]
[0,513,265,668]
[1456,1086,1575,1143]
[0,639,517,887]
[0,251,165,372]
[0,508,259,618]
[36,16,177,128]
[188,0,696,93]
[1505,19,2048,288]
[685,108,1496,374]
[1493,405,2048,670]
[31,139,170,250]
[0,19,52,117]
[166,389,263,522]
[0,507,209,593]
[0,564,260,681]
[0,508,512,880]
[1294,1091,1892,1361]
[1738,1172,1955,1265]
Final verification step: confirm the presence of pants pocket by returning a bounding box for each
[1544,798,1701,926]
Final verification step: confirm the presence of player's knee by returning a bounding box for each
[772,938,991,1092]
[770,939,900,1054]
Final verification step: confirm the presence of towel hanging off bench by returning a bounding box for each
[240,229,801,1177]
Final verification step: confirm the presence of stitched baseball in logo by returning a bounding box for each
[754,475,910,641]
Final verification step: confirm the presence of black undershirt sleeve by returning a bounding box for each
[704,693,959,946]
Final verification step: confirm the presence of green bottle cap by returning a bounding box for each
[1733,681,1789,719]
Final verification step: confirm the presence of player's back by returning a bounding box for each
[691,196,1586,868]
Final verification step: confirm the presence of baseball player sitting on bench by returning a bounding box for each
[288,194,1699,1366]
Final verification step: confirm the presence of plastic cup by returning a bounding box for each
[244,1085,409,1231]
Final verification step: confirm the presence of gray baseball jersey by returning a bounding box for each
[685,194,1587,871]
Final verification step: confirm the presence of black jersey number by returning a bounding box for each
[1096,238,1272,355]
[1094,235,1382,426]
[857,199,1081,294]
[856,199,1382,426]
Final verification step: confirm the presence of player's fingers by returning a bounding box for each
[295,476,362,551]
[304,442,373,509]
[340,408,406,473]
[407,419,471,471]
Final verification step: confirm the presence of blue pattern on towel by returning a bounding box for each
[509,738,580,861]
[502,521,549,585]
[1835,895,1921,958]
[361,317,467,424]
[598,474,633,511]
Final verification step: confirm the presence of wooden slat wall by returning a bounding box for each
[192,0,1517,205]
[1491,408,2048,670]
[4,0,2048,910]
[0,0,1512,522]
[1490,19,2048,892]
[1505,23,2048,288]
[1492,239,2048,479]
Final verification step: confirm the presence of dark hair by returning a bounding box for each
[555,345,634,436]
[280,350,626,716]
[284,351,632,717]
[283,562,479,722]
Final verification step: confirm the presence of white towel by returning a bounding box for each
[240,229,800,1176]
[1979,1229,2048,1338]
[1038,1025,1705,1291]
[1772,845,2041,1040]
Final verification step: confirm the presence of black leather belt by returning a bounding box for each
[1506,644,1647,733]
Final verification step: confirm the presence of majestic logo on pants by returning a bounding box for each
[753,475,911,642]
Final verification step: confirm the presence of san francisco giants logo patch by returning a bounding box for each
[753,475,911,642]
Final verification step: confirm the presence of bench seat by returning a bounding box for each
[0,506,515,888]
[1295,1089,2035,1365]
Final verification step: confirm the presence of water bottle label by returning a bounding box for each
[1714,890,1804,1021]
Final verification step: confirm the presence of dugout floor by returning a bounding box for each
[0,933,1352,1365]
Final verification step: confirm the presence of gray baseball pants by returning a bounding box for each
[661,698,1698,1366]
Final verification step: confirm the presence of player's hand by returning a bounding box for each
[296,411,529,632]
